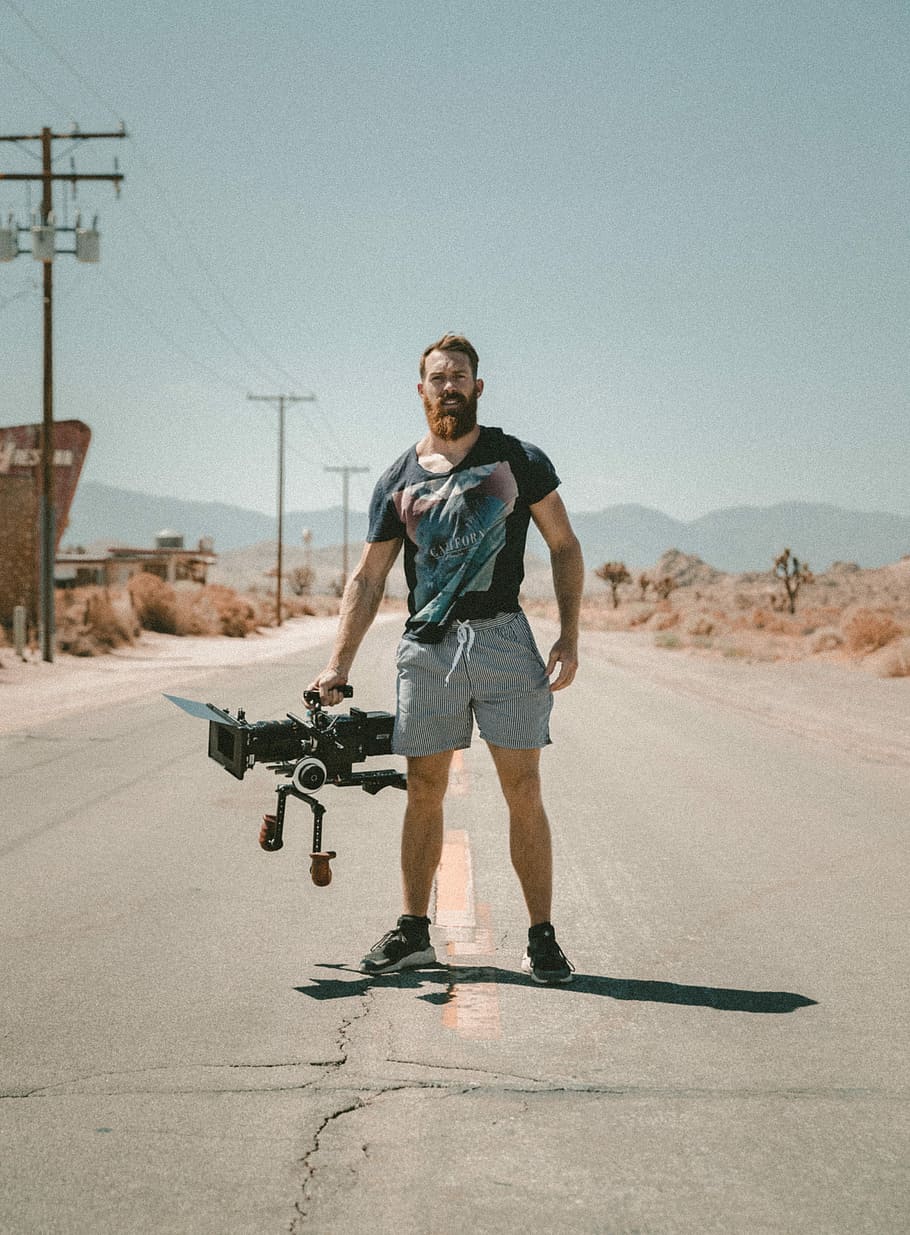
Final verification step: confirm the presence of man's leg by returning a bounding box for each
[401,749,454,916]
[486,743,552,925]
[359,750,453,975]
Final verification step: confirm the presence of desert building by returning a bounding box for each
[56,533,216,589]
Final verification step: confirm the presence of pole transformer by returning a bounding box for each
[247,393,316,626]
[1,125,125,662]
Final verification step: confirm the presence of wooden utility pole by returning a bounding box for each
[247,394,316,625]
[324,465,369,590]
[40,131,54,662]
[1,125,125,661]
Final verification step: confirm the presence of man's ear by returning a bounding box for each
[475,378,484,397]
[417,382,424,397]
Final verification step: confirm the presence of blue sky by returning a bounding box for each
[1,0,907,520]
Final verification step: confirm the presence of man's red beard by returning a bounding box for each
[422,389,479,441]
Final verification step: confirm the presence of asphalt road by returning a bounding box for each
[1,620,907,1234]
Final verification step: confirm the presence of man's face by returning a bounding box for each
[418,349,483,441]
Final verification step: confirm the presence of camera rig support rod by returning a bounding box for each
[259,781,336,886]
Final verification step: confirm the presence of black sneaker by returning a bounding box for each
[359,915,436,974]
[521,922,574,984]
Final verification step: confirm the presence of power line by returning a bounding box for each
[1,0,307,397]
[1,1,356,464]
[1,2,368,481]
[0,277,38,313]
[113,178,355,459]
[1,0,125,126]
[124,135,313,392]
[0,43,69,116]
[93,266,251,393]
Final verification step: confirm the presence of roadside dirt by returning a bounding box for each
[0,616,344,735]
[3,610,907,769]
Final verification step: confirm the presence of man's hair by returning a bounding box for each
[419,333,479,380]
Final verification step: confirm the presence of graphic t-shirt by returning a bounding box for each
[367,425,560,642]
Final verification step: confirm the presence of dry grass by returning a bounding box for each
[56,587,139,657]
[126,573,268,637]
[127,572,179,634]
[8,549,907,676]
[528,552,910,678]
[880,639,910,678]
[842,608,902,655]
[175,584,260,637]
[44,577,350,657]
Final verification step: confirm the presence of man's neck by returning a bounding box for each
[416,424,482,473]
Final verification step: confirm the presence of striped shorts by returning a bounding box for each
[392,610,553,758]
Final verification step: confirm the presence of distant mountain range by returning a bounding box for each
[65,481,910,572]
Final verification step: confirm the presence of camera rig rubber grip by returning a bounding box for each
[309,851,337,886]
[259,781,339,885]
[259,812,283,851]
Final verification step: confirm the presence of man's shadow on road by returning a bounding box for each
[295,964,817,1014]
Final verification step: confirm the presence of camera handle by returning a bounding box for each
[259,780,336,887]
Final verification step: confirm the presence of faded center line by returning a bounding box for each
[434,815,501,1040]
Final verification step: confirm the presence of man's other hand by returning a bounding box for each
[545,638,578,691]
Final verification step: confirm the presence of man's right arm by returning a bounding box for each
[308,538,403,704]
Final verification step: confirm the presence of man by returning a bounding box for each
[309,333,584,983]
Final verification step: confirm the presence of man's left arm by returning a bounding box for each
[529,490,584,691]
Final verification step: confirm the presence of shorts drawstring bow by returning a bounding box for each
[444,620,476,685]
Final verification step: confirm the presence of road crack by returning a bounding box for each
[0,1061,335,1099]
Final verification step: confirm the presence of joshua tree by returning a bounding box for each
[595,561,631,608]
[637,572,651,600]
[654,575,677,601]
[289,565,315,597]
[773,548,813,614]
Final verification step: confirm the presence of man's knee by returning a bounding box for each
[489,745,544,808]
[405,751,454,808]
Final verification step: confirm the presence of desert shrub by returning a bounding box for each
[176,584,259,637]
[655,633,681,649]
[843,608,902,655]
[56,587,137,656]
[86,590,136,647]
[687,616,714,637]
[801,606,842,628]
[128,572,179,634]
[282,595,317,619]
[289,565,314,597]
[811,627,844,653]
[651,608,680,631]
[207,585,258,637]
[173,590,219,636]
[880,638,910,678]
[627,607,654,627]
[745,608,792,635]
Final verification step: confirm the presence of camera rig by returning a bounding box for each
[166,688,406,886]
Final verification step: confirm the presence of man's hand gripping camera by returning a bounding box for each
[166,689,406,886]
